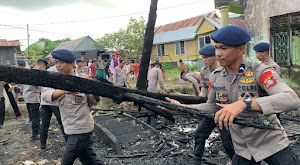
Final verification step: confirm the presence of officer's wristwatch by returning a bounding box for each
[243,94,252,111]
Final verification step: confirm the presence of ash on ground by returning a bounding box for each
[0,103,299,165]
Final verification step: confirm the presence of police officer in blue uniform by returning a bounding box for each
[253,42,281,75]
[40,58,67,155]
[192,44,234,165]
[166,25,300,165]
[42,49,104,165]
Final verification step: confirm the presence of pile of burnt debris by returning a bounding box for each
[90,106,300,165]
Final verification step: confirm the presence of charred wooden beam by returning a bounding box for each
[4,83,21,117]
[142,104,175,123]
[122,93,282,130]
[0,66,205,104]
[94,76,112,85]
[136,0,158,90]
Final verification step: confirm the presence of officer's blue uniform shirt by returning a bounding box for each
[210,25,251,46]
[51,49,76,63]
[199,44,215,57]
[253,42,270,52]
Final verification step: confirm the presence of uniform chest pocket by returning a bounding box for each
[214,86,228,102]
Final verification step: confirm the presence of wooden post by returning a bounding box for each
[136,0,158,90]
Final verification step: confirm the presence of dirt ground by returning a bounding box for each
[1,101,300,165]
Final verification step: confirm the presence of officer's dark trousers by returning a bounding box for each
[194,117,234,159]
[0,97,5,125]
[232,145,300,165]
[61,132,104,165]
[26,103,40,137]
[40,105,66,149]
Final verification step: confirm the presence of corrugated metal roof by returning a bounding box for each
[154,12,215,34]
[153,25,198,44]
[54,36,90,51]
[153,16,246,44]
[0,39,21,47]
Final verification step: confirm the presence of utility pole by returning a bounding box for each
[27,24,30,58]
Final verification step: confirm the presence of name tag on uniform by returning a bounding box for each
[214,86,228,102]
[74,93,84,103]
[216,92,228,102]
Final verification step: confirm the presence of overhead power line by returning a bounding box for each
[23,0,210,26]
[0,24,81,37]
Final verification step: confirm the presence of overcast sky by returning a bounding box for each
[0,0,215,50]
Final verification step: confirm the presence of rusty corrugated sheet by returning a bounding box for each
[154,12,215,34]
[0,39,21,47]
[154,11,245,35]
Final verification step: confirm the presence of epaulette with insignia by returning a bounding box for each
[211,66,224,74]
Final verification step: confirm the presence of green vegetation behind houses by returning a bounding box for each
[281,68,300,96]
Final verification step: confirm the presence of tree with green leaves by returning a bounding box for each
[123,17,146,58]
[95,29,126,52]
[24,38,71,65]
[24,44,44,65]
[95,17,146,58]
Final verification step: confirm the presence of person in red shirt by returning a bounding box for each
[88,59,96,78]
[133,59,140,76]
[179,59,185,72]
[110,51,122,75]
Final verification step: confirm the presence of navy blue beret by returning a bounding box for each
[153,62,162,68]
[199,44,215,57]
[211,25,251,46]
[37,59,48,65]
[76,59,82,63]
[17,59,26,66]
[14,87,21,93]
[253,42,270,52]
[51,49,76,63]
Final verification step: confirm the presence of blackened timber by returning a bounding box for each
[136,0,158,90]
[4,83,21,117]
[0,66,205,104]
[94,76,113,85]
[142,104,175,123]
[123,93,282,130]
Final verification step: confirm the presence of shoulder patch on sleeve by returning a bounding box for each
[259,70,277,89]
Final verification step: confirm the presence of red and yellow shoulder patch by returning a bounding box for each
[259,71,277,89]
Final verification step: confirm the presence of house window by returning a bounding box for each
[270,12,300,66]
[156,44,165,56]
[198,35,211,49]
[175,41,185,55]
[81,52,86,55]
